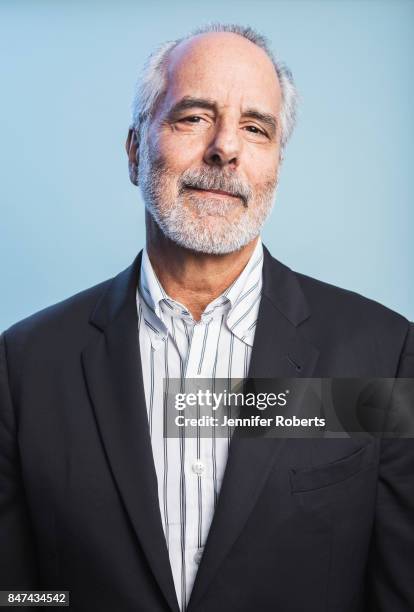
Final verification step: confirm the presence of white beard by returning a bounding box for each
[138,140,278,255]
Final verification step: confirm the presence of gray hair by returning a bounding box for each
[131,23,298,150]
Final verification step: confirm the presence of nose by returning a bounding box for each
[203,120,241,169]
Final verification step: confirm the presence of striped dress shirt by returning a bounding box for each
[136,238,264,611]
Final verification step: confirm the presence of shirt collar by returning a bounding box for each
[138,238,263,347]
[225,238,263,346]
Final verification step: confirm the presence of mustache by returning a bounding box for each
[178,168,252,206]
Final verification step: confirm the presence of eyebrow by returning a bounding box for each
[242,108,278,136]
[166,96,278,137]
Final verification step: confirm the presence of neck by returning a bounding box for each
[145,211,259,321]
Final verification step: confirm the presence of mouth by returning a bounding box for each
[185,186,241,200]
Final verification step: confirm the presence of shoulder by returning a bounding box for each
[1,252,142,394]
[293,270,411,373]
[263,246,409,338]
[295,270,408,331]
[2,249,143,347]
[296,270,407,322]
[262,246,411,375]
[4,278,112,337]
[1,277,114,370]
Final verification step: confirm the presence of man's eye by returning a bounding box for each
[181,116,203,123]
[245,125,265,135]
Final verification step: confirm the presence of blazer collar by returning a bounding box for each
[89,244,310,332]
[261,244,310,327]
[89,251,143,332]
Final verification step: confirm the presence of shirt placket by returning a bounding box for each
[183,315,218,603]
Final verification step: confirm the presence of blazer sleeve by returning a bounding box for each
[366,322,414,611]
[0,332,39,588]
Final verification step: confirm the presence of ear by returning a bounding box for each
[126,127,139,186]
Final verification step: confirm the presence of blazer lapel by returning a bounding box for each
[248,244,320,379]
[81,253,180,612]
[187,246,320,612]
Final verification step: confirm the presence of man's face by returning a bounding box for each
[132,32,283,254]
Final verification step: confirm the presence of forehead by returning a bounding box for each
[161,32,281,115]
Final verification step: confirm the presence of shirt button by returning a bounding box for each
[191,460,205,475]
[194,549,204,565]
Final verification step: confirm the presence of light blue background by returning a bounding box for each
[1,0,413,330]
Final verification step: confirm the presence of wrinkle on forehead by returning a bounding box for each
[164,31,281,114]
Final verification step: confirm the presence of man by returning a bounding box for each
[1,23,413,612]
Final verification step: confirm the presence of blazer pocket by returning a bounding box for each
[289,443,373,493]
